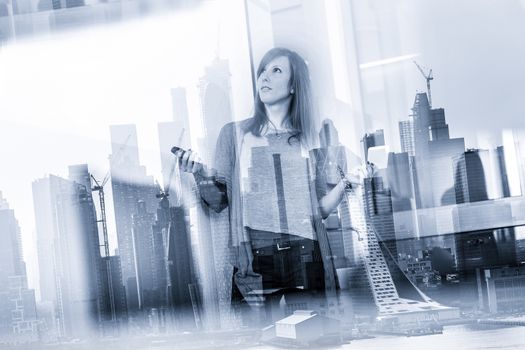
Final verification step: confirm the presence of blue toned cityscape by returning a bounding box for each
[1,1,525,349]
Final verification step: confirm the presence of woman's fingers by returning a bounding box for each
[181,149,191,172]
[188,152,202,173]
[246,269,259,277]
[238,259,248,278]
[175,149,201,173]
[238,243,252,278]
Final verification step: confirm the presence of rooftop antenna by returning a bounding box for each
[413,61,434,108]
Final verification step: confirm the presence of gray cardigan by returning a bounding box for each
[197,119,329,247]
[197,119,338,293]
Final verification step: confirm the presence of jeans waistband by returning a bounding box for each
[247,228,315,250]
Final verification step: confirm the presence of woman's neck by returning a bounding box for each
[264,99,291,130]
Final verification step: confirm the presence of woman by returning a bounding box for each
[175,47,351,322]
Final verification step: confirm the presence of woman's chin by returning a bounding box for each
[260,95,290,106]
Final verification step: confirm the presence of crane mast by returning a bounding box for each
[89,132,132,328]
[91,175,117,324]
[414,61,434,108]
[156,128,186,315]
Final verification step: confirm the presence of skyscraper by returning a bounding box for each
[410,93,465,208]
[362,129,385,162]
[69,164,129,333]
[11,0,32,14]
[32,175,100,338]
[386,152,413,212]
[198,57,234,164]
[98,255,128,329]
[194,58,237,330]
[495,146,511,198]
[41,0,85,9]
[398,119,414,157]
[109,124,158,311]
[170,87,192,145]
[0,192,39,344]
[158,87,193,207]
[164,205,197,329]
[131,200,164,310]
[363,176,397,261]
[453,149,489,204]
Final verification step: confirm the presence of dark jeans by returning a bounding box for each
[249,230,325,293]
[231,230,327,327]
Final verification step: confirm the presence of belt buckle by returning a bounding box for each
[276,242,291,251]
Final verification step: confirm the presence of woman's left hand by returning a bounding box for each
[237,241,259,278]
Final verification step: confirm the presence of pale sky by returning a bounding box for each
[0,0,253,294]
[2,0,525,296]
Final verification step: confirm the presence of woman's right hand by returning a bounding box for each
[174,149,203,174]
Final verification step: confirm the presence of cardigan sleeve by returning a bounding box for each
[196,122,236,213]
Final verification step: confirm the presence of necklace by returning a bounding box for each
[266,120,289,139]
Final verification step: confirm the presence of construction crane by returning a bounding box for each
[90,133,132,325]
[157,128,185,205]
[413,61,434,108]
[91,174,117,323]
[156,128,185,312]
[158,127,203,328]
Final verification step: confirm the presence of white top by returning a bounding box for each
[238,130,316,240]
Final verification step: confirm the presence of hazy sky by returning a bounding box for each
[415,0,525,146]
[1,0,525,295]
[350,0,525,151]
[0,1,253,294]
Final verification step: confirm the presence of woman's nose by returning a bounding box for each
[260,71,270,82]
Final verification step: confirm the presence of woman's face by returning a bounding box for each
[257,55,293,106]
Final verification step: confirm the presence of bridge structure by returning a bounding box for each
[342,184,460,332]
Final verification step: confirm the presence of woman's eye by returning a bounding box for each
[273,67,282,73]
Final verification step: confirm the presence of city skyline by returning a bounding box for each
[2,2,525,293]
[0,0,254,295]
[2,0,525,347]
[15,85,525,324]
[3,72,525,300]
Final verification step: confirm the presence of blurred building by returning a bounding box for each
[410,93,465,208]
[98,255,128,332]
[478,266,525,314]
[362,130,385,162]
[32,174,101,338]
[165,205,198,329]
[197,57,234,164]
[363,176,397,261]
[110,124,158,311]
[386,152,414,212]
[495,146,511,198]
[454,226,517,309]
[0,193,39,344]
[455,228,516,276]
[69,164,128,332]
[158,87,194,209]
[454,149,487,203]
[193,57,239,330]
[132,200,164,310]
[399,119,415,157]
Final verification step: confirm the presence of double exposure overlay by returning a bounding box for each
[1,1,525,349]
